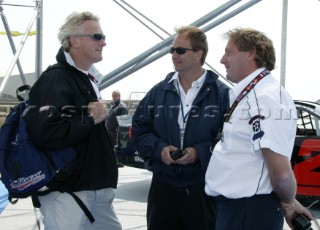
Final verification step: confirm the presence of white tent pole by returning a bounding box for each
[0,3,39,95]
[280,0,288,87]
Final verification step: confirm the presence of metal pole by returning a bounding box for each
[0,3,39,95]
[280,0,288,87]
[100,0,242,89]
[35,0,43,80]
[0,1,27,85]
[100,0,261,89]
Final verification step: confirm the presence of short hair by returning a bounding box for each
[58,11,100,52]
[112,90,121,96]
[224,28,276,71]
[175,26,208,66]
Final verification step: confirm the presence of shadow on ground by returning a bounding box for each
[115,178,151,203]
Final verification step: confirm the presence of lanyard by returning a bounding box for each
[224,69,270,123]
[176,82,190,149]
[176,83,190,124]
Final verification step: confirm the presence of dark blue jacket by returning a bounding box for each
[132,70,229,186]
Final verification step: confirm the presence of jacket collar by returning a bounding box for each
[55,47,103,84]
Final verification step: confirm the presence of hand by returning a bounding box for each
[281,199,314,229]
[175,147,199,165]
[88,100,107,124]
[160,145,177,165]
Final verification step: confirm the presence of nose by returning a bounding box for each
[220,54,226,64]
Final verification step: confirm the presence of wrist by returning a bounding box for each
[281,200,294,209]
[281,200,297,217]
[89,110,100,120]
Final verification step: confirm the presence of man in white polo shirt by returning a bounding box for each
[205,28,312,230]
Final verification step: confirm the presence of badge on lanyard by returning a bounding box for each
[180,123,185,149]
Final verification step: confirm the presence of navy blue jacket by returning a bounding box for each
[132,70,229,186]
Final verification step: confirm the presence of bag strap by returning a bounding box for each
[31,192,95,224]
[68,192,95,223]
[30,191,95,223]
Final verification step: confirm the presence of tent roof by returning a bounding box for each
[0,73,36,100]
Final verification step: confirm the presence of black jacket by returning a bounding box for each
[26,48,118,191]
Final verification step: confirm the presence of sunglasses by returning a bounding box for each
[74,33,106,41]
[170,47,196,55]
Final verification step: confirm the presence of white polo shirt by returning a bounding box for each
[205,68,297,198]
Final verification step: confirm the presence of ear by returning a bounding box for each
[69,35,79,48]
[195,49,203,61]
[248,48,256,62]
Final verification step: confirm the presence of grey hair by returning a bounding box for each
[57,11,100,52]
[112,90,121,96]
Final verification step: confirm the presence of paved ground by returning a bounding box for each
[0,166,319,229]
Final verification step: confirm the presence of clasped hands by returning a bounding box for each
[161,145,199,165]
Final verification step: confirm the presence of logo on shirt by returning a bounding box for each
[249,115,265,141]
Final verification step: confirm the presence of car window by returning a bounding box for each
[296,108,320,136]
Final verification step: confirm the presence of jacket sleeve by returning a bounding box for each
[26,69,94,149]
[131,84,168,161]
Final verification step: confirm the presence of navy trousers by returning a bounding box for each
[147,177,216,230]
[214,193,284,230]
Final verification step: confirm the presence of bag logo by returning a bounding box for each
[10,171,46,191]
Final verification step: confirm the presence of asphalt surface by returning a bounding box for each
[0,166,319,229]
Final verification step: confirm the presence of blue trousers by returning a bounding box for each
[214,193,283,230]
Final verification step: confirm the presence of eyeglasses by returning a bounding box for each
[170,47,196,55]
[74,33,106,41]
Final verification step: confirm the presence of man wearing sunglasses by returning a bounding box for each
[26,11,121,229]
[132,26,229,230]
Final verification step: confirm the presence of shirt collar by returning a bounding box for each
[63,51,102,84]
[168,70,207,88]
[229,67,266,105]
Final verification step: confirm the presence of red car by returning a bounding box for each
[116,100,320,202]
[292,100,320,202]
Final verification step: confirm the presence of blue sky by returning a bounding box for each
[1,0,320,101]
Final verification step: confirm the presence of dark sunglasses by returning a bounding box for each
[170,47,196,55]
[75,33,106,41]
